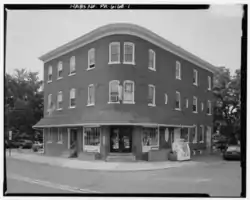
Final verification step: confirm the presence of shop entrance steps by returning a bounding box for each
[106,153,136,162]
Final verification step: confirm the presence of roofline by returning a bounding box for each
[39,23,217,74]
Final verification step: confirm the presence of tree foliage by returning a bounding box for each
[5,68,43,140]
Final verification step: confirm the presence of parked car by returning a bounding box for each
[223,145,241,160]
[19,139,33,149]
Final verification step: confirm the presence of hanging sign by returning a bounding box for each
[165,128,169,142]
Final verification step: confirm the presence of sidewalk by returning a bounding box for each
[6,151,204,172]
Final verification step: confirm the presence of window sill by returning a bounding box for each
[47,80,52,84]
[108,101,120,104]
[57,77,63,80]
[123,62,136,65]
[148,67,156,71]
[69,73,76,76]
[175,108,181,111]
[57,141,63,144]
[47,141,52,144]
[69,106,76,109]
[86,67,95,71]
[207,88,211,91]
[108,61,120,65]
[148,103,156,107]
[207,113,212,116]
[199,141,204,143]
[57,108,63,111]
[123,101,135,104]
[193,83,198,86]
[193,111,198,114]
[176,77,181,80]
[87,103,95,107]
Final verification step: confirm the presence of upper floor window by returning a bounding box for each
[199,125,204,143]
[69,56,76,75]
[123,42,135,64]
[109,42,120,64]
[176,61,181,80]
[175,91,181,110]
[123,80,135,104]
[48,66,52,83]
[47,94,52,110]
[57,91,63,110]
[207,100,212,115]
[185,98,189,108]
[208,76,212,90]
[148,49,156,71]
[165,94,168,104]
[88,48,95,70]
[109,80,120,103]
[148,85,155,106]
[87,84,95,106]
[193,96,198,113]
[57,61,63,79]
[193,69,198,86]
[69,88,76,108]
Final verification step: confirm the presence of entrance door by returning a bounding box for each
[110,127,132,153]
[69,129,77,149]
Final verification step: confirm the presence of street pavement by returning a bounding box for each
[5,158,241,196]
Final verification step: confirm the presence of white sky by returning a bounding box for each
[5,5,243,80]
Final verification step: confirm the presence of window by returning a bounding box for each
[142,128,159,152]
[69,88,76,108]
[57,128,63,143]
[176,61,181,79]
[84,127,100,152]
[208,76,212,90]
[87,84,95,106]
[193,69,198,85]
[175,91,181,110]
[109,42,120,64]
[148,85,155,106]
[123,81,135,104]
[207,100,212,115]
[192,125,198,143]
[109,80,120,103]
[88,48,95,69]
[48,66,52,82]
[199,125,204,143]
[180,128,189,142]
[57,91,63,110]
[48,94,52,110]
[193,96,198,113]
[148,49,156,71]
[123,42,135,64]
[69,56,76,75]
[185,98,189,108]
[201,102,204,111]
[47,128,52,142]
[57,61,63,79]
[165,94,168,104]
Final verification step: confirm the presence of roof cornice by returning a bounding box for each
[39,23,217,73]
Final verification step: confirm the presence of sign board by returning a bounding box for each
[9,131,12,140]
[151,146,159,151]
[172,140,190,161]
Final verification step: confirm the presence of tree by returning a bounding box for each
[213,67,241,137]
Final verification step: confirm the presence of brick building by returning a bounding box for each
[33,23,215,161]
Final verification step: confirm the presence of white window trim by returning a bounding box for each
[185,98,189,108]
[193,96,198,113]
[87,48,95,70]
[141,128,160,152]
[48,66,52,83]
[175,91,181,111]
[108,42,120,64]
[123,80,135,104]
[165,93,168,104]
[57,91,63,110]
[57,128,63,144]
[108,80,120,104]
[148,84,156,107]
[176,61,181,80]
[57,61,63,80]
[208,76,212,90]
[87,84,95,106]
[148,49,156,71]
[201,102,204,111]
[69,88,76,108]
[192,125,198,143]
[199,125,204,143]
[193,69,198,86]
[47,128,52,143]
[123,42,135,65]
[207,100,212,115]
[69,56,76,76]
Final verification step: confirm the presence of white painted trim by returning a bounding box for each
[69,56,76,74]
[88,48,95,70]
[57,61,63,79]
[176,61,181,80]
[109,42,120,64]
[148,84,155,106]
[87,84,95,106]
[193,96,198,113]
[123,80,135,104]
[57,91,63,110]
[207,100,212,115]
[69,88,76,108]
[175,91,181,110]
[193,69,198,86]
[123,42,135,65]
[68,72,76,76]
[208,76,212,90]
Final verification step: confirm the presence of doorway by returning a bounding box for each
[68,128,78,149]
[110,126,132,153]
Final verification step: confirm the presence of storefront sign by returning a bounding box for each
[172,139,190,161]
[84,146,100,153]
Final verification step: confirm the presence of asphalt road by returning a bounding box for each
[5,158,241,196]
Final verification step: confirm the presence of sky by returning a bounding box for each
[5,5,243,80]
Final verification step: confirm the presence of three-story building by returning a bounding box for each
[34,23,215,161]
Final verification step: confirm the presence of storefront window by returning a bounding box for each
[180,128,189,142]
[84,127,100,152]
[142,128,159,152]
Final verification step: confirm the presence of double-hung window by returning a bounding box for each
[69,56,76,75]
[148,49,156,71]
[109,80,120,103]
[176,61,181,80]
[57,128,63,143]
[175,91,181,110]
[123,42,135,64]
[123,81,135,104]
[193,96,198,113]
[57,91,63,110]
[84,127,100,152]
[193,69,198,86]
[48,66,52,83]
[208,76,212,90]
[88,48,95,69]
[87,84,95,106]
[199,125,204,143]
[148,85,155,106]
[57,61,63,79]
[142,128,159,152]
[109,42,120,64]
[207,100,212,115]
[69,88,76,108]
[48,94,52,110]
